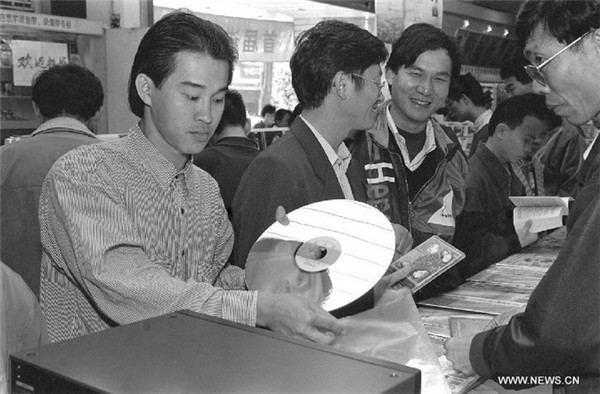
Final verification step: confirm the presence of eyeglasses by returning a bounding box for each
[351,73,385,92]
[524,31,590,87]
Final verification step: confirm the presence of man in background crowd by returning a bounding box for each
[445,2,600,391]
[500,55,535,98]
[0,64,103,299]
[39,11,343,345]
[453,93,556,280]
[446,73,493,157]
[274,108,292,128]
[253,104,276,128]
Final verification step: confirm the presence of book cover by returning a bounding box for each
[391,235,465,293]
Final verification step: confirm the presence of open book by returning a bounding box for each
[390,235,465,293]
[509,196,571,234]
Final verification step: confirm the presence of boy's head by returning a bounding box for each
[275,108,292,127]
[500,56,534,97]
[214,89,247,136]
[487,93,560,163]
[260,104,276,126]
[446,73,486,122]
[32,64,104,124]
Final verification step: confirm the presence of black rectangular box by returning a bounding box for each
[11,310,420,393]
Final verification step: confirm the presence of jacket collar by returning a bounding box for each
[31,117,96,139]
[369,100,454,153]
[289,117,367,200]
[579,135,600,186]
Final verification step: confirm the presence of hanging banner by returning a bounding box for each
[0,10,103,35]
[155,7,295,63]
[376,0,443,44]
[11,40,68,86]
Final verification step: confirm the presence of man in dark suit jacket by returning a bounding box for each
[232,20,398,317]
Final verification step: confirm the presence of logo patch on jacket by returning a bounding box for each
[428,190,455,227]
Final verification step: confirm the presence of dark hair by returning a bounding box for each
[214,89,247,135]
[488,93,561,136]
[289,103,303,126]
[260,104,276,117]
[447,73,486,106]
[128,11,238,118]
[275,108,292,123]
[499,55,533,84]
[516,0,600,48]
[290,20,387,110]
[32,64,103,121]
[386,23,462,79]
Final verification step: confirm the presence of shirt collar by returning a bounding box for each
[473,109,493,132]
[584,132,598,160]
[31,117,96,138]
[386,106,436,171]
[300,114,350,167]
[126,124,194,188]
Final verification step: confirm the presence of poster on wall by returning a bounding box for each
[11,40,68,86]
[375,0,443,44]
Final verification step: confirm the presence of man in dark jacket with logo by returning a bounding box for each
[346,23,467,298]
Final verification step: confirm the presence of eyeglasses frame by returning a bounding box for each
[524,30,591,87]
[350,73,386,92]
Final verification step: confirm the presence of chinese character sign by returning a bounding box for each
[201,13,294,62]
[11,40,68,86]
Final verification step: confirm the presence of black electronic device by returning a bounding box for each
[11,310,420,393]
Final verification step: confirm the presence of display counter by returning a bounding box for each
[417,227,566,393]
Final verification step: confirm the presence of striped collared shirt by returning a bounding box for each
[40,125,257,342]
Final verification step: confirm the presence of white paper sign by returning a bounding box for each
[11,40,68,86]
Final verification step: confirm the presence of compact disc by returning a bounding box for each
[245,199,396,312]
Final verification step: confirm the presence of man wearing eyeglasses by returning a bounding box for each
[232,21,410,317]
[445,1,600,391]
[346,23,468,299]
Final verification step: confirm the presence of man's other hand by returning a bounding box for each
[256,292,345,345]
[517,219,539,248]
[444,335,477,375]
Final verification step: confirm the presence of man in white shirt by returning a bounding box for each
[232,20,406,317]
[446,72,493,157]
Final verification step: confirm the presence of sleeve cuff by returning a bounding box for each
[506,234,522,254]
[221,290,258,326]
[470,330,493,378]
